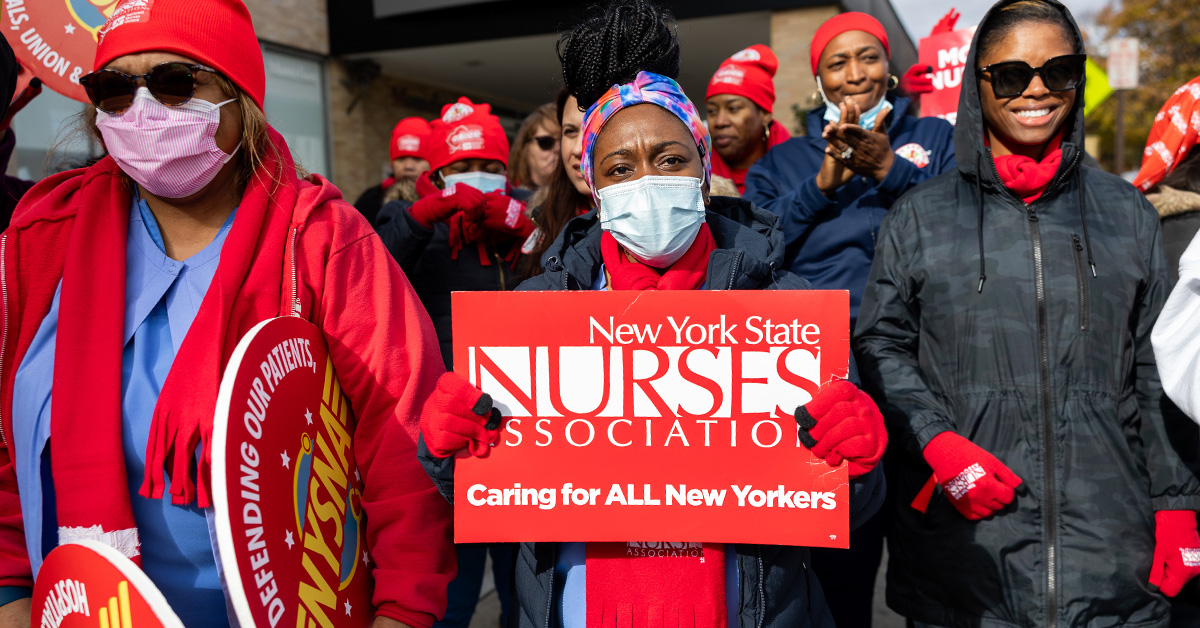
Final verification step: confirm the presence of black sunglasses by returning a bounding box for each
[978,54,1086,99]
[80,62,218,114]
[533,135,558,151]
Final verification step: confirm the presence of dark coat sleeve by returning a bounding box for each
[375,199,433,277]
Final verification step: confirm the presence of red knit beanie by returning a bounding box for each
[94,0,266,110]
[426,97,510,173]
[706,44,779,113]
[810,12,891,76]
[390,117,433,161]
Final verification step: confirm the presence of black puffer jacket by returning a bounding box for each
[854,2,1200,627]
[420,196,886,628]
[375,188,532,369]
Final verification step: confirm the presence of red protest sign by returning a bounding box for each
[33,540,183,628]
[917,28,975,124]
[213,317,374,628]
[451,290,851,548]
[1,0,114,103]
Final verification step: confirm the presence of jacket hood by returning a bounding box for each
[537,195,789,289]
[954,0,1086,184]
[1148,185,1200,218]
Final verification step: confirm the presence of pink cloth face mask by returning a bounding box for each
[96,88,240,199]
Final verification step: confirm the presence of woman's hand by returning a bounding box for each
[825,102,896,183]
[816,100,860,197]
[795,379,887,478]
[419,372,503,459]
[0,598,30,628]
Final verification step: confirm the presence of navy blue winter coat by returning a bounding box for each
[744,96,955,321]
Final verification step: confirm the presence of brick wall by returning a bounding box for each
[243,0,330,55]
[771,5,839,135]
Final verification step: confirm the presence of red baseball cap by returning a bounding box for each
[94,0,266,110]
[427,97,510,173]
[390,117,432,161]
[706,44,779,113]
[810,12,891,76]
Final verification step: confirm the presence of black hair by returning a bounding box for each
[1159,149,1200,196]
[556,0,681,111]
[976,0,1084,63]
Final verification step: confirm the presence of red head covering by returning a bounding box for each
[810,12,891,76]
[390,117,432,161]
[94,0,266,110]
[706,44,779,113]
[426,97,511,173]
[1134,76,1200,192]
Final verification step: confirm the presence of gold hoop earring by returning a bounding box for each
[810,91,824,105]
[888,74,900,90]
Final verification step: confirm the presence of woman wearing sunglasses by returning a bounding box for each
[509,103,562,193]
[0,1,454,627]
[855,1,1200,626]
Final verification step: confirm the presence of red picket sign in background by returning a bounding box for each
[33,540,183,628]
[1,0,114,103]
[213,317,374,628]
[452,290,851,548]
[917,28,975,124]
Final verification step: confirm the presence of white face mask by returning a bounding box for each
[816,77,893,131]
[597,175,706,268]
[440,171,507,194]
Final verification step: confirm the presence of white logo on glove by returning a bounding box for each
[946,463,987,500]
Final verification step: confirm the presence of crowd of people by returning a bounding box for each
[4,0,1200,627]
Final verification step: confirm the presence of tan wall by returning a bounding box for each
[244,0,330,55]
[770,5,839,134]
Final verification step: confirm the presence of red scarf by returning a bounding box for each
[710,119,790,194]
[992,134,1063,203]
[51,128,300,558]
[601,224,716,291]
[586,542,727,628]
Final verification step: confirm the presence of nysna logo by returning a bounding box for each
[447,124,485,153]
[64,0,121,41]
[291,430,366,592]
[730,47,762,63]
[712,65,745,87]
[895,143,930,168]
[95,0,154,42]
[442,102,475,123]
[397,134,421,153]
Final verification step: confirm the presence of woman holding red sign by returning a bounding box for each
[419,65,890,628]
[857,1,1200,626]
[0,1,454,627]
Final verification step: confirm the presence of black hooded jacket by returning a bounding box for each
[853,1,1200,626]
[420,196,886,628]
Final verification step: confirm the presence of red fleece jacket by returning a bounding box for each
[0,156,454,627]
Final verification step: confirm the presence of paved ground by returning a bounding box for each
[467,549,908,628]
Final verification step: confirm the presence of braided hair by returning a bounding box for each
[556,0,681,111]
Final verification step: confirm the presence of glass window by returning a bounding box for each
[8,88,98,182]
[263,47,330,178]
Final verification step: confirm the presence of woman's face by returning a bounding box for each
[435,158,506,188]
[705,95,771,165]
[592,104,707,202]
[392,157,429,182]
[817,30,889,114]
[560,96,590,196]
[527,120,561,188]
[978,22,1078,155]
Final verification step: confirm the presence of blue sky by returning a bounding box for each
[892,0,1115,43]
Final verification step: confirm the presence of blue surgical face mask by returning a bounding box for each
[597,175,706,268]
[817,77,893,131]
[440,171,508,194]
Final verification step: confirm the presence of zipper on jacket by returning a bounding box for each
[1026,205,1058,628]
[0,234,8,446]
[725,251,745,290]
[544,544,555,628]
[289,227,301,316]
[1070,234,1090,332]
[756,547,765,628]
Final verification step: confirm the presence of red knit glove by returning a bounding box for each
[464,192,536,241]
[922,432,1022,520]
[930,8,960,35]
[419,372,503,459]
[1150,510,1200,597]
[899,64,934,97]
[794,380,887,478]
[409,182,485,228]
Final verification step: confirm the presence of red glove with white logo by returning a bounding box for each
[899,64,934,97]
[464,192,536,241]
[1150,510,1200,597]
[795,380,888,478]
[922,432,1022,520]
[419,372,503,459]
[409,182,485,228]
